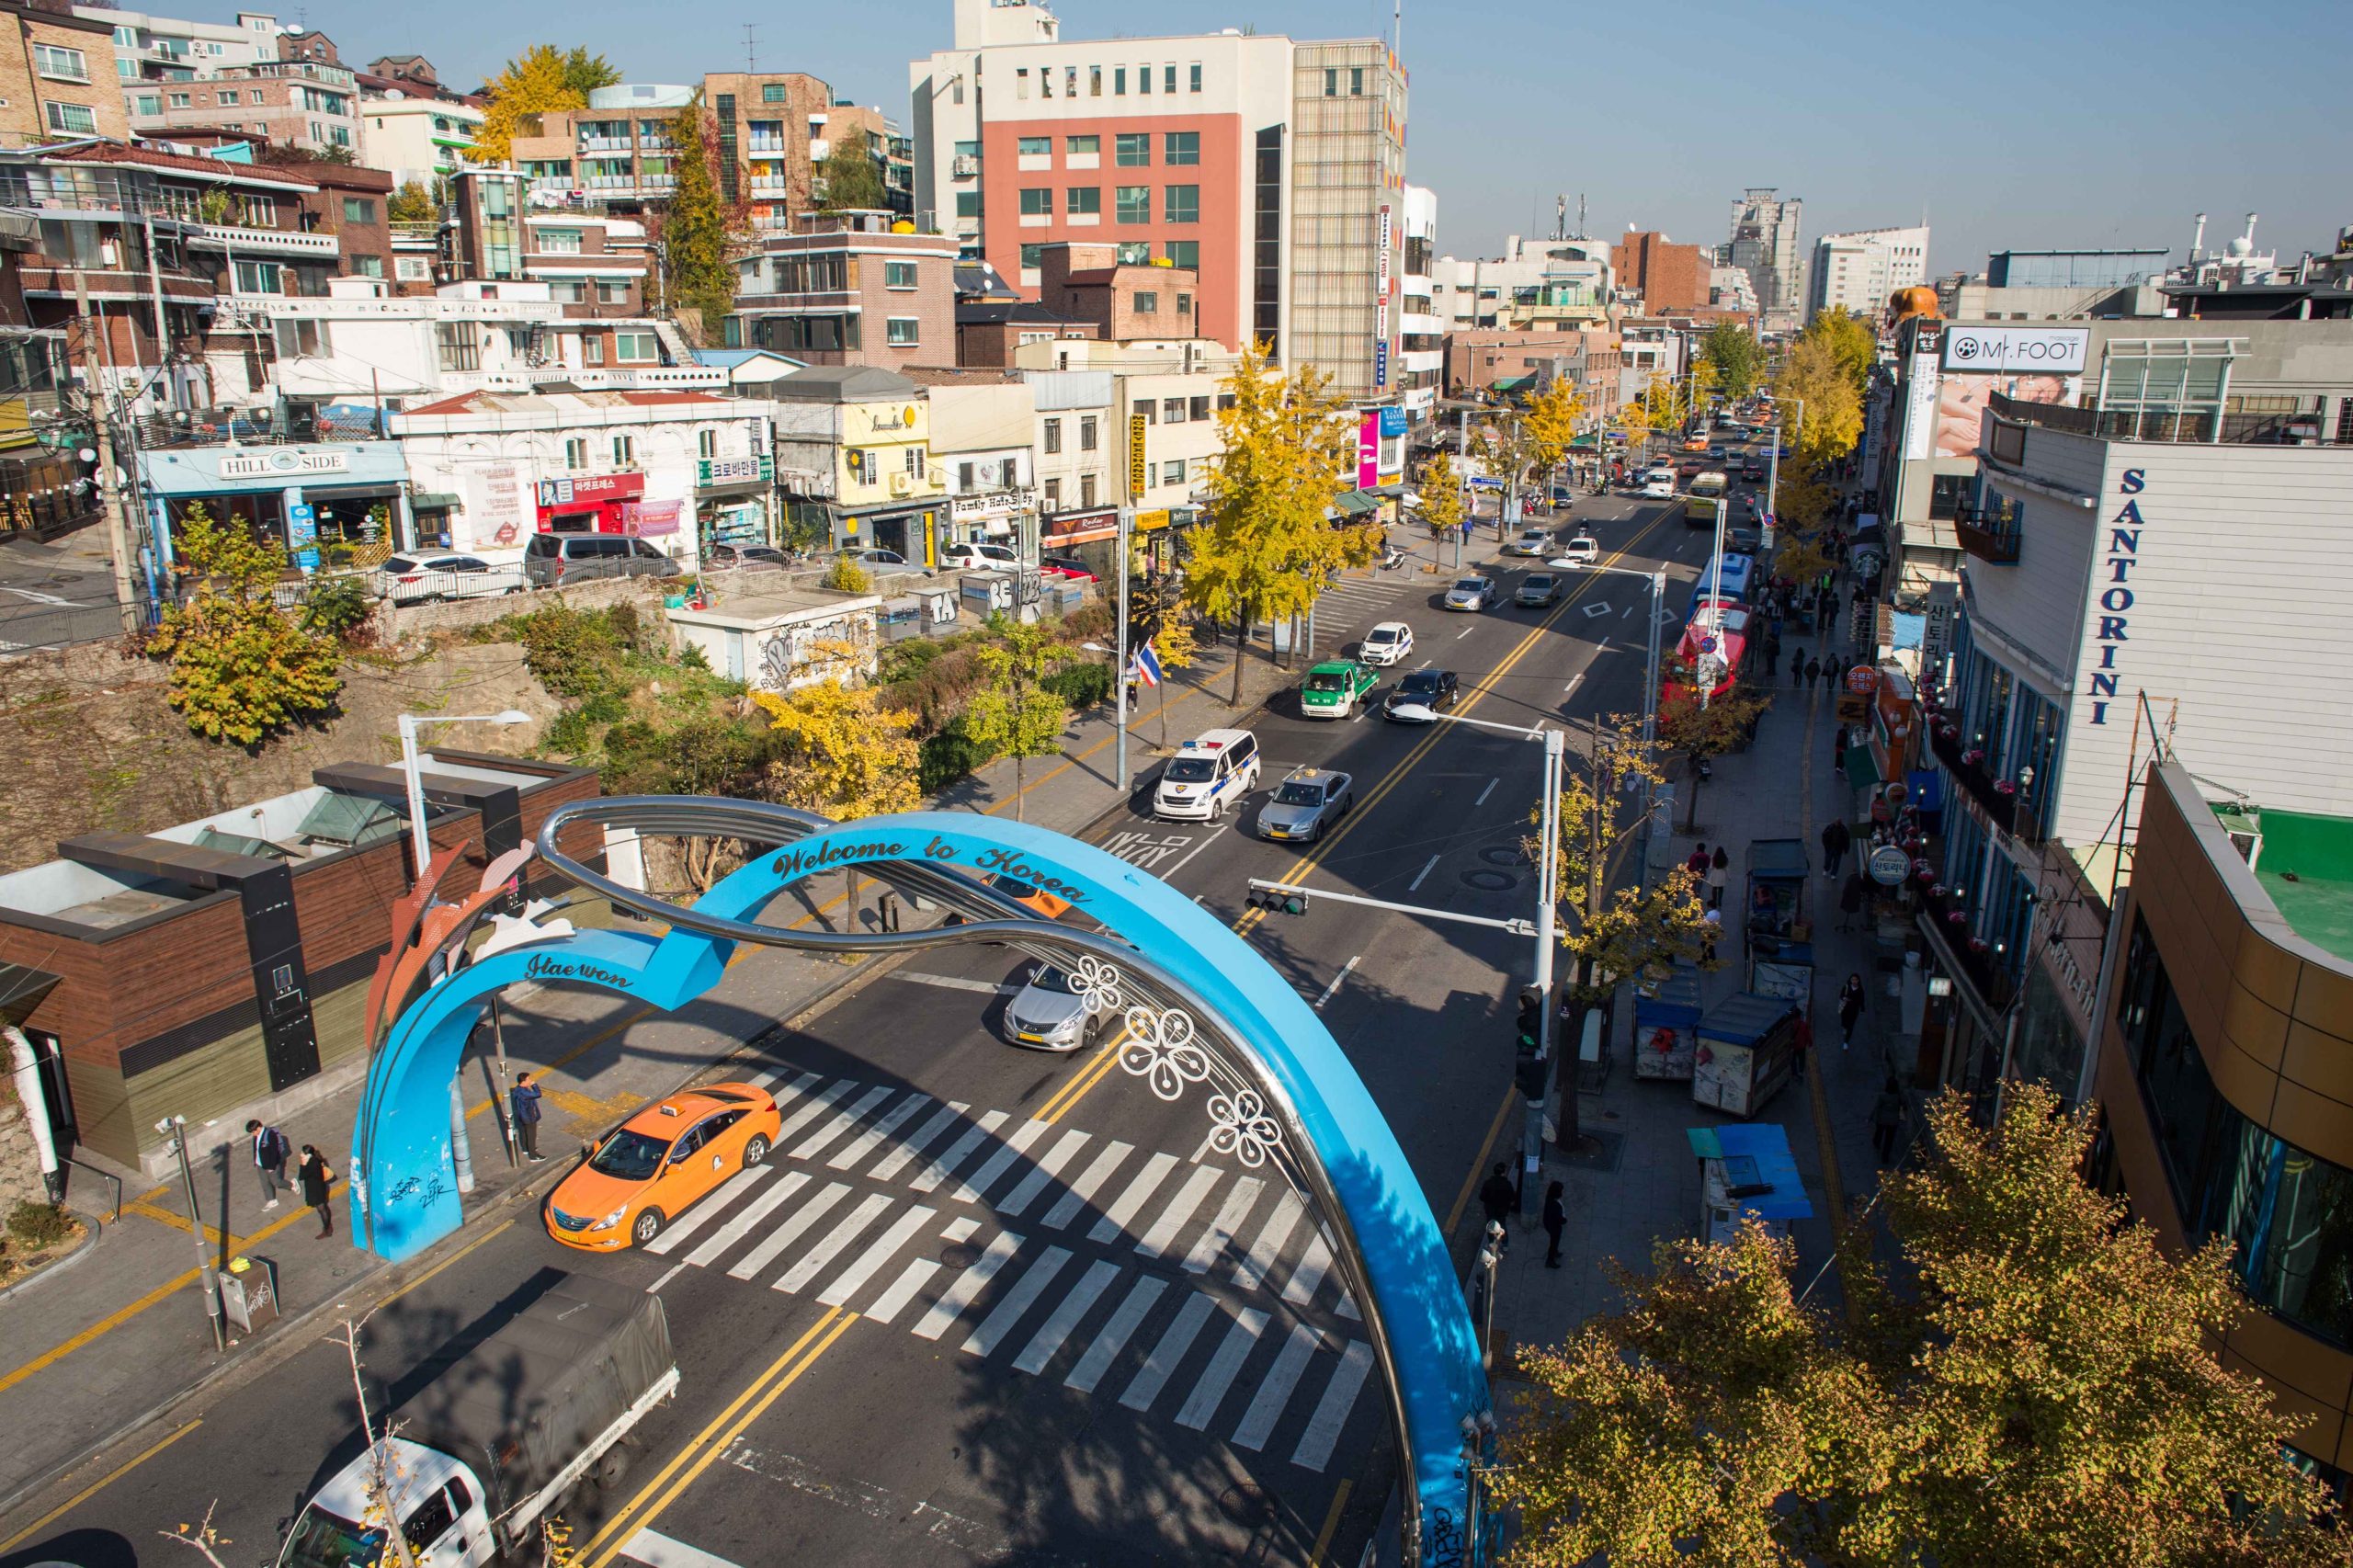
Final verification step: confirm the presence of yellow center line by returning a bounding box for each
[1312,1477,1355,1565]
[584,1310,858,1568]
[1446,1083,1522,1236]
[1045,516,1670,1130]
[0,1417,202,1555]
[1040,1030,1131,1126]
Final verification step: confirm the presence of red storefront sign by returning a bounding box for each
[623,500,681,536]
[536,472,646,532]
[1041,507,1118,547]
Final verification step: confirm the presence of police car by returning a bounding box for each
[1152,728,1262,821]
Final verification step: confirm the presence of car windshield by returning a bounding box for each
[1165,756,1216,782]
[988,874,1040,901]
[1399,672,1443,696]
[587,1127,672,1181]
[282,1505,386,1568]
[1452,579,1485,594]
[1275,780,1327,806]
[1365,627,1400,644]
[1304,671,1347,692]
[1524,576,1555,590]
[1028,964,1079,994]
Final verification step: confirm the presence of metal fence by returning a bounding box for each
[0,591,152,655]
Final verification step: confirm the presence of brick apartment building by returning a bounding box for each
[1034,241,1201,341]
[1,0,130,145]
[1619,229,1709,313]
[445,166,651,318]
[730,210,959,368]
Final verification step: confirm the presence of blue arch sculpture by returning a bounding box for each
[353,809,1489,1559]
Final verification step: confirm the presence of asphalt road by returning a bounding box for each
[0,477,1745,1568]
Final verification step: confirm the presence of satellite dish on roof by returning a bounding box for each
[285,23,305,34]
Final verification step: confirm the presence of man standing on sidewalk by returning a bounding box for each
[1822,816,1851,880]
[1541,1181,1567,1268]
[511,1073,546,1162]
[1479,1163,1517,1251]
[245,1119,290,1210]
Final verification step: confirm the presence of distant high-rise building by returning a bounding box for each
[1807,224,1929,323]
[1728,187,1803,331]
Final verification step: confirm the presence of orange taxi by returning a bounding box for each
[544,1082,783,1250]
[987,871,1073,920]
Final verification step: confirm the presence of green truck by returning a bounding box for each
[1300,659,1380,719]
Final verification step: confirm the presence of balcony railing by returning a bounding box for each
[746,137,789,153]
[1950,506,2020,564]
[184,223,341,256]
[1990,389,2344,449]
[1927,720,2024,837]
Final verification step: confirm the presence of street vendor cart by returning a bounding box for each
[1632,963,1704,1081]
[1744,836,1813,1004]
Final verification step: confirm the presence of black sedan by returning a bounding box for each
[1383,667,1461,722]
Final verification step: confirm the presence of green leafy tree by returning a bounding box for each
[962,619,1073,823]
[142,504,343,745]
[387,180,438,224]
[1180,340,1377,702]
[1499,1083,2353,1568]
[818,134,887,211]
[661,93,735,344]
[559,47,622,99]
[469,45,586,165]
[1702,319,1761,398]
[821,554,871,594]
[1802,306,1879,395]
[755,666,922,823]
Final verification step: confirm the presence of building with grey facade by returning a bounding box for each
[1728,187,1803,332]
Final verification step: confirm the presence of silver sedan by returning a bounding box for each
[1259,767,1355,843]
[1444,575,1497,611]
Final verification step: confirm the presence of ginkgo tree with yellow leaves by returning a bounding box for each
[1522,380,1585,488]
[1181,340,1379,704]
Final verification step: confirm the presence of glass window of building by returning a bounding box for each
[1116,133,1151,167]
[1066,134,1098,156]
[886,317,918,347]
[1017,135,1051,156]
[1116,187,1150,224]
[1163,240,1199,270]
[1164,185,1199,224]
[1019,187,1052,217]
[1019,244,1043,270]
[1067,187,1100,216]
[1163,131,1199,165]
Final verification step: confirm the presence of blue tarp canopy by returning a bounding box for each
[1684,1123,1814,1221]
[1634,965,1703,1028]
[1697,990,1795,1047]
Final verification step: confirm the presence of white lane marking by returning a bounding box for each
[1043,1139,1133,1230]
[1282,1228,1337,1307]
[961,1244,1073,1357]
[1012,1257,1122,1375]
[1176,1303,1268,1429]
[774,1079,855,1142]
[1134,1164,1225,1259]
[679,1169,803,1267]
[1119,1290,1217,1412]
[1158,825,1225,884]
[939,1215,982,1244]
[1231,1190,1305,1291]
[1457,626,1473,639]
[1066,1275,1169,1393]
[825,1092,935,1171]
[1088,1150,1178,1244]
[1415,657,1432,669]
[995,1128,1091,1218]
[765,1071,824,1117]
[775,1191,896,1294]
[1233,1320,1323,1451]
[867,1099,969,1182]
[1291,1341,1377,1472]
[641,1167,773,1256]
[1182,1175,1265,1274]
[1563,675,1584,699]
[951,1118,1052,1204]
[1313,956,1360,1011]
[910,1108,1010,1194]
[1407,854,1439,892]
[911,1230,1024,1340]
[621,1527,745,1568]
[1474,778,1499,807]
[1621,602,1633,618]
[790,1084,892,1161]
[863,1255,942,1326]
[890,971,1021,995]
[724,1179,847,1281]
[817,1202,937,1307]
[645,1262,688,1295]
[1595,638,1611,655]
[1582,601,1612,619]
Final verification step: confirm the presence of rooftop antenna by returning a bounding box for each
[744,22,757,72]
[2190,211,2208,261]
[1577,192,1587,240]
[1555,195,1566,242]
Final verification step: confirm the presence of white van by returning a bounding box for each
[1154,728,1261,821]
[1639,469,1677,499]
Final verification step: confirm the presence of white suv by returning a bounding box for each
[940,540,1021,571]
[1153,729,1261,821]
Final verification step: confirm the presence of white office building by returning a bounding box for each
[1728,187,1803,331]
[1809,224,1930,323]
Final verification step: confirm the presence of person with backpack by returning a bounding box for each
[245,1119,291,1210]
[298,1143,335,1238]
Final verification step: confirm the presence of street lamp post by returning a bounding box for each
[157,1115,224,1351]
[1115,506,1132,794]
[1763,395,1806,558]
[397,709,532,1198]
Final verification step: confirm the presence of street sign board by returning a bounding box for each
[1129,414,1148,500]
[1868,844,1911,886]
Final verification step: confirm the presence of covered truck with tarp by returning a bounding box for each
[1632,962,1705,1080]
[1691,991,1803,1118]
[278,1274,678,1568]
[1743,836,1813,1004]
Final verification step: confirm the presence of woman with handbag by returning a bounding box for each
[298,1144,335,1239]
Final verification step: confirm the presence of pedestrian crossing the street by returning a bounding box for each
[636,1061,1375,1471]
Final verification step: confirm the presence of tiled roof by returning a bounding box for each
[47,142,319,190]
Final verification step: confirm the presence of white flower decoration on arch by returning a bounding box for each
[1119,1002,1210,1101]
[1206,1087,1284,1167]
[1069,953,1127,1019]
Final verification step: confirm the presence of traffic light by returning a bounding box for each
[1245,882,1310,916]
[1514,1055,1550,1102]
[1515,984,1543,1052]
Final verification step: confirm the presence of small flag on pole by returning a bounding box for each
[1131,642,1164,688]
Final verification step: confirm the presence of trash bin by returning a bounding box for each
[222,1256,280,1336]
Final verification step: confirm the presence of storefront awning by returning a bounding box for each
[1844,745,1884,789]
[1330,490,1382,517]
[410,492,460,510]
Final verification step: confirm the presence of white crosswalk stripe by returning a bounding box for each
[643,1068,1381,1470]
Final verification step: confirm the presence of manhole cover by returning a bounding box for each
[940,1243,981,1269]
[1479,844,1526,868]
[1218,1481,1279,1527]
[1461,869,1517,892]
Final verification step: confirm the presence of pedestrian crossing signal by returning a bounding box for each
[1246,883,1310,915]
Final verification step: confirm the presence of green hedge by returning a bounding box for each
[1042,662,1113,710]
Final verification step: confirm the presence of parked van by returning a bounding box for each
[522,533,683,587]
[1154,728,1261,821]
[1639,469,1677,499]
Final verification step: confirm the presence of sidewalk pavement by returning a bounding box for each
[1479,616,1911,1386]
[0,556,1420,1514]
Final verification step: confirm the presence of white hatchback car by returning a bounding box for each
[1548,537,1599,570]
[370,554,529,604]
[1359,620,1415,666]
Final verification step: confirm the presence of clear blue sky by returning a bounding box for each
[301,0,2343,275]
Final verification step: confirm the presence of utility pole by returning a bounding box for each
[1114,505,1131,793]
[73,273,140,633]
[159,1117,226,1352]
